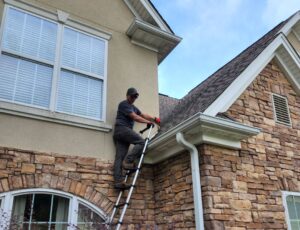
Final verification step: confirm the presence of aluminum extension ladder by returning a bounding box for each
[108,124,155,230]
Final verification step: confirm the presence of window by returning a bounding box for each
[0,6,107,121]
[77,203,106,229]
[283,192,300,230]
[0,189,107,230]
[272,94,292,126]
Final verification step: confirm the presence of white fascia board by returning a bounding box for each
[292,29,300,42]
[123,0,142,20]
[149,113,260,149]
[280,11,300,35]
[204,34,287,116]
[140,0,171,33]
[127,19,181,42]
[275,54,300,95]
[123,0,171,33]
[146,113,260,164]
[205,34,300,116]
[281,34,300,66]
[274,35,300,94]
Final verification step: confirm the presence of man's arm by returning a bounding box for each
[129,112,152,124]
[129,112,160,125]
[140,113,155,121]
[141,113,160,125]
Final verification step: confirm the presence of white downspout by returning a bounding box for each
[176,132,204,230]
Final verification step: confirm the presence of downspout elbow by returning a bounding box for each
[176,132,204,230]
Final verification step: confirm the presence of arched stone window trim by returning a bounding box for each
[0,188,109,229]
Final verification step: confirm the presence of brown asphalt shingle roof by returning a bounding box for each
[160,16,293,133]
[159,94,179,121]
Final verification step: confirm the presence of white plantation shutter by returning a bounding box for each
[60,27,105,119]
[3,8,57,62]
[0,6,106,121]
[62,28,105,76]
[0,8,56,108]
[0,55,52,108]
[56,71,103,119]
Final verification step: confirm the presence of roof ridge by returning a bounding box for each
[159,12,295,132]
[185,18,289,99]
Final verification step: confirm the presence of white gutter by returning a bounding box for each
[148,112,260,151]
[176,132,204,230]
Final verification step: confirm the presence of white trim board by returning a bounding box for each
[123,0,171,33]
[280,11,300,35]
[282,190,300,230]
[204,34,300,116]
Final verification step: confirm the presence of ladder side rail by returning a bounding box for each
[115,125,153,230]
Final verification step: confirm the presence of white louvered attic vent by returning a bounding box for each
[272,94,292,126]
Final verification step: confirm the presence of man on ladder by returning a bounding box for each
[113,87,160,189]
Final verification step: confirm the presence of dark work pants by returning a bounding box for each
[113,125,145,182]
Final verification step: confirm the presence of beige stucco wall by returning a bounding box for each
[0,0,159,160]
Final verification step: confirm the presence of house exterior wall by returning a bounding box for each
[0,0,159,160]
[0,146,156,228]
[151,60,300,229]
[153,152,195,229]
[201,60,300,229]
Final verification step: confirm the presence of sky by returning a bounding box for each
[151,0,300,99]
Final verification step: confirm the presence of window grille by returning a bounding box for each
[0,7,107,120]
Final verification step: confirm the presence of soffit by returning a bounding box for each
[123,0,181,63]
[126,19,181,63]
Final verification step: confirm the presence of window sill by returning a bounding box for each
[0,101,112,132]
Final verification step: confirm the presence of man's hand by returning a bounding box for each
[154,117,161,125]
[147,122,155,128]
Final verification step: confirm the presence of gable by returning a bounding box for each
[226,60,299,128]
[204,12,300,117]
[204,33,300,117]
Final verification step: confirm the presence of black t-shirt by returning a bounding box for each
[115,100,141,128]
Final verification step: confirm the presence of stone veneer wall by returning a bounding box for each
[201,60,300,229]
[153,152,195,229]
[152,60,300,230]
[0,147,155,229]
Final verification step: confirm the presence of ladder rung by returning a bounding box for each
[126,169,137,175]
[114,203,125,208]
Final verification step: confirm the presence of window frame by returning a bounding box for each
[282,191,300,230]
[0,1,111,131]
[0,188,108,229]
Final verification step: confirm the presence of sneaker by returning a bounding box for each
[114,181,131,190]
[122,161,136,170]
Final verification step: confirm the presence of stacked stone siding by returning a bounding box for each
[150,60,300,230]
[0,147,155,229]
[202,60,300,229]
[154,152,195,229]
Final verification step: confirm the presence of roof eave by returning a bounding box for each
[126,19,182,63]
[204,33,300,116]
[123,0,173,33]
[145,113,260,164]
